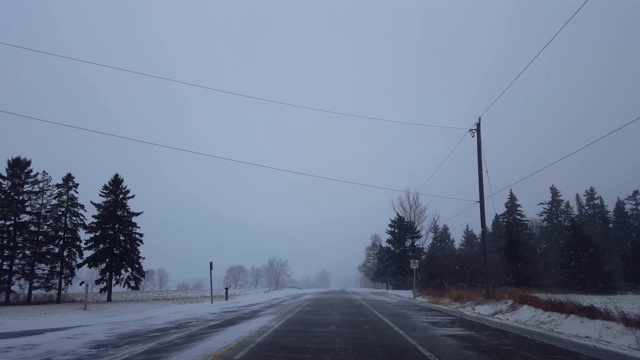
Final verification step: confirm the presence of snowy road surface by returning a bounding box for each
[0,289,637,359]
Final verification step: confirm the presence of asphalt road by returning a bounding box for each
[1,290,635,359]
[214,290,634,360]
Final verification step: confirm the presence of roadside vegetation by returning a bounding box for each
[420,288,640,329]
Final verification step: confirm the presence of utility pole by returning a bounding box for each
[471,117,491,298]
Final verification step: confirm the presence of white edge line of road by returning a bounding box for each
[354,295,439,360]
[232,299,310,359]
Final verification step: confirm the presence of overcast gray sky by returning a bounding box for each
[1,0,639,288]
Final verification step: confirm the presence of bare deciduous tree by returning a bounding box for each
[140,269,156,291]
[359,234,382,282]
[156,268,170,291]
[392,189,429,247]
[248,266,264,289]
[263,256,291,290]
[224,265,248,289]
[192,280,204,290]
[176,282,190,291]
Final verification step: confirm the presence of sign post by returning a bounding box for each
[410,260,418,299]
[80,281,89,310]
[209,261,214,304]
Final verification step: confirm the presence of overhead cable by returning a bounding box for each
[488,114,640,199]
[0,41,465,131]
[0,109,477,203]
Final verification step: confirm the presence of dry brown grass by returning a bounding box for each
[420,287,640,329]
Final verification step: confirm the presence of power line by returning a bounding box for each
[0,109,477,203]
[480,0,589,117]
[444,202,479,224]
[417,131,470,192]
[0,41,466,131]
[416,0,589,194]
[482,149,497,215]
[488,114,640,199]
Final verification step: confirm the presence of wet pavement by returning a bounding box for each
[215,290,634,360]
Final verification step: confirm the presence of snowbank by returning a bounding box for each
[380,290,640,355]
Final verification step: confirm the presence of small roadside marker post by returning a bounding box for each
[209,261,214,304]
[410,260,418,299]
[80,281,89,310]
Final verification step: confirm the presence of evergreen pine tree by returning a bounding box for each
[579,187,615,283]
[83,174,144,302]
[0,157,38,305]
[560,220,613,293]
[611,197,630,283]
[487,213,506,287]
[385,213,423,289]
[458,224,481,287]
[575,194,585,224]
[51,173,87,304]
[561,200,575,226]
[20,171,56,304]
[501,190,532,287]
[537,185,567,288]
[623,190,640,285]
[424,222,457,288]
[372,246,392,290]
[581,187,611,246]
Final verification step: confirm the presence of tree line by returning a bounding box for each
[222,256,294,290]
[0,156,146,304]
[360,186,640,294]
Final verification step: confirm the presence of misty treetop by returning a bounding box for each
[360,185,640,294]
[0,156,147,305]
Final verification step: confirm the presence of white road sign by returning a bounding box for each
[410,260,418,269]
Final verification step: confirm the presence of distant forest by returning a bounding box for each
[0,156,145,305]
[360,186,640,294]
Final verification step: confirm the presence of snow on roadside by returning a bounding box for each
[378,290,640,355]
[0,288,303,332]
[0,288,323,360]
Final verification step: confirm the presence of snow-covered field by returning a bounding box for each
[10,287,269,305]
[0,288,323,359]
[382,289,640,356]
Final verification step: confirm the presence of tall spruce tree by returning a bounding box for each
[560,220,613,293]
[562,200,575,226]
[0,157,38,305]
[21,171,56,304]
[51,173,86,304]
[424,222,457,288]
[385,213,423,289]
[611,197,630,283]
[372,246,392,290]
[579,187,615,282]
[537,185,568,288]
[623,190,640,285]
[487,213,506,287]
[83,174,144,302]
[458,224,481,287]
[501,190,533,287]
